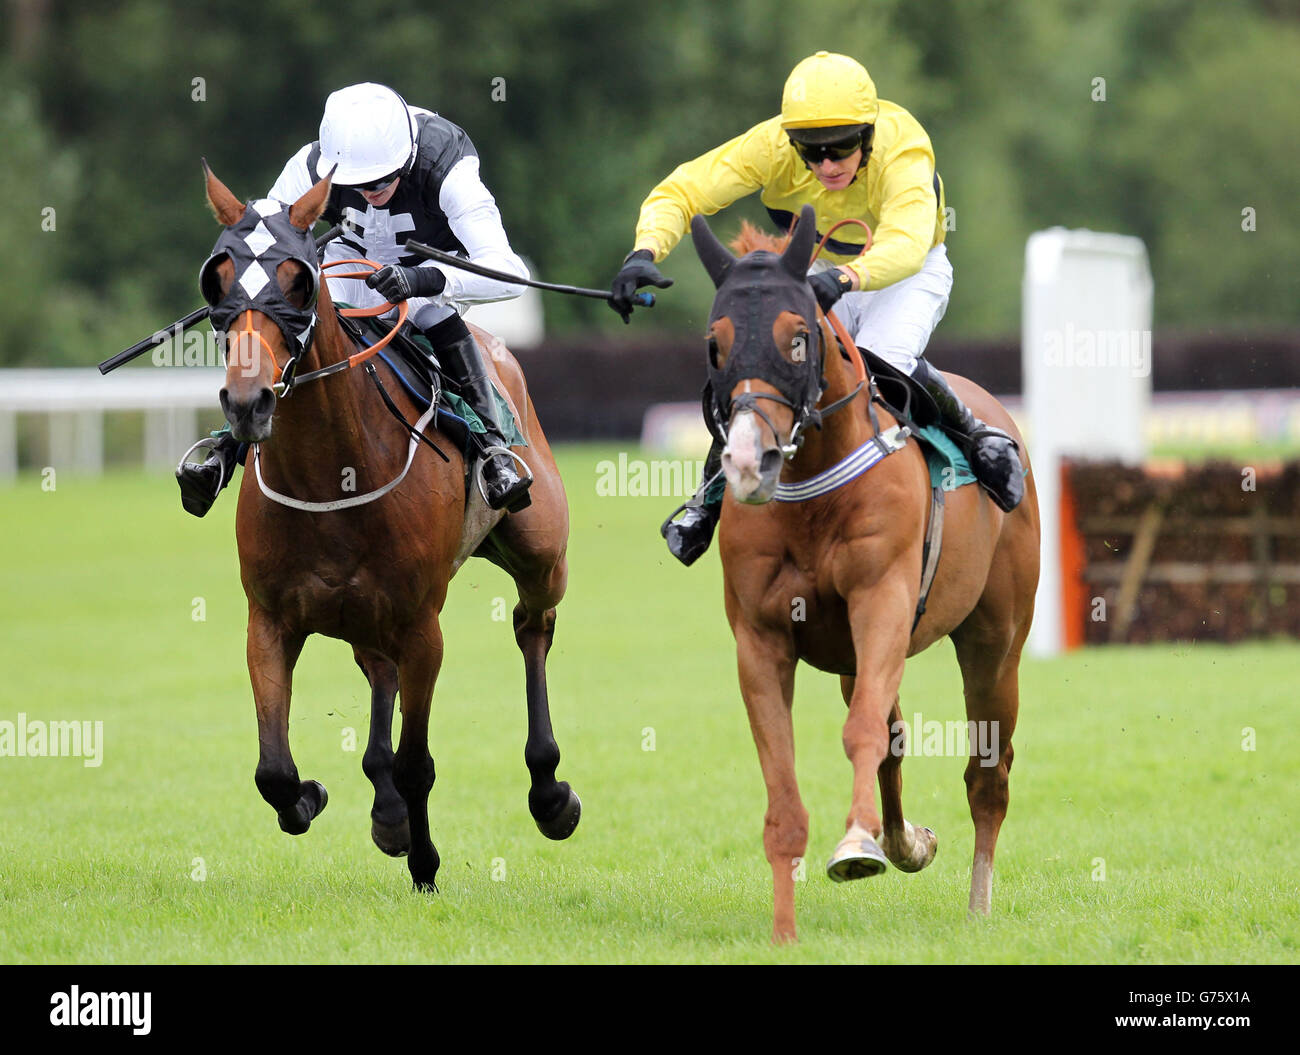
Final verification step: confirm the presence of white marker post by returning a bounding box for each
[1023,229,1153,656]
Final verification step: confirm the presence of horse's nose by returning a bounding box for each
[723,411,781,504]
[220,385,276,443]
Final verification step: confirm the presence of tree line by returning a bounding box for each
[3,0,1296,366]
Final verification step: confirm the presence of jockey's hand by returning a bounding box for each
[809,268,854,314]
[366,264,447,303]
[609,250,673,324]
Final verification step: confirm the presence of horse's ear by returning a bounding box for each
[202,158,246,226]
[289,164,335,231]
[690,214,735,288]
[781,204,817,279]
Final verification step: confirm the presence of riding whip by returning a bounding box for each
[404,240,656,308]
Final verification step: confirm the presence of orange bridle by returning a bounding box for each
[225,258,412,393]
[809,217,873,388]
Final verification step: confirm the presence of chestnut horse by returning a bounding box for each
[200,164,579,893]
[692,205,1039,942]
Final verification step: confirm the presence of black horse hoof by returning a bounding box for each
[534,785,582,841]
[277,780,327,835]
[371,816,411,857]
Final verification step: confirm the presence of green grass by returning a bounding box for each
[1,446,1297,963]
[1149,437,1300,462]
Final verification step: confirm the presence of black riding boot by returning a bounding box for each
[661,438,725,566]
[176,428,243,518]
[912,358,1024,512]
[428,316,532,513]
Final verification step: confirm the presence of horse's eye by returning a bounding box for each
[287,271,311,309]
[200,256,228,306]
[708,336,720,369]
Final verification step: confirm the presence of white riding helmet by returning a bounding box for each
[316,83,416,185]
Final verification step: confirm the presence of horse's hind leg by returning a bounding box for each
[476,466,580,840]
[862,685,938,873]
[354,650,410,857]
[247,605,328,835]
[514,601,581,839]
[393,610,444,892]
[952,622,1024,916]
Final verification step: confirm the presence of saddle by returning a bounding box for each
[333,308,527,468]
[856,348,940,432]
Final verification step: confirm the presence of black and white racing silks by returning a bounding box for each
[267,105,529,309]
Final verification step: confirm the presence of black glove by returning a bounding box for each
[809,268,854,314]
[609,250,673,324]
[366,264,447,303]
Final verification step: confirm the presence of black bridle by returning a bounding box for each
[198,198,327,397]
[201,208,450,464]
[692,206,866,455]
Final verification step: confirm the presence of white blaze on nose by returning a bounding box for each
[722,411,768,502]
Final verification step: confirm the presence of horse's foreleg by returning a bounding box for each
[736,624,804,944]
[354,650,409,857]
[247,606,325,835]
[828,589,911,881]
[393,612,444,892]
[513,602,581,840]
[872,691,937,873]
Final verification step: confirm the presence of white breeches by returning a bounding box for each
[824,243,953,375]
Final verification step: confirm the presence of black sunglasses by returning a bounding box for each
[350,170,401,193]
[791,128,873,165]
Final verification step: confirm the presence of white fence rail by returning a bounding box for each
[0,368,225,478]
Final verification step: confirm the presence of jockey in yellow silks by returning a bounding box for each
[608,51,1024,565]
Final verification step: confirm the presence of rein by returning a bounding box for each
[808,216,871,420]
[245,254,453,511]
[273,259,409,395]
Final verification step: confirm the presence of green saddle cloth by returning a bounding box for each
[915,424,977,492]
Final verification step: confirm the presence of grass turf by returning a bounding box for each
[0,446,1296,963]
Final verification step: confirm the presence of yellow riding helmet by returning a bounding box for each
[781,51,879,139]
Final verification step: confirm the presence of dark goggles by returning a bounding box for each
[791,128,873,165]
[350,170,401,193]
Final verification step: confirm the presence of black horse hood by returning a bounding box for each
[691,205,823,419]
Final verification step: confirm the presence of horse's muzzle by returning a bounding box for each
[220,385,276,444]
[723,410,783,504]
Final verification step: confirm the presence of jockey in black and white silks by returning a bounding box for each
[178,82,534,517]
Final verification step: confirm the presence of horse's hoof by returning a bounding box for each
[880,822,938,873]
[371,816,411,857]
[826,830,888,882]
[412,877,440,895]
[534,786,582,841]
[277,780,327,835]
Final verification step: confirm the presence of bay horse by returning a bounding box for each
[199,162,580,893]
[691,205,1039,942]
